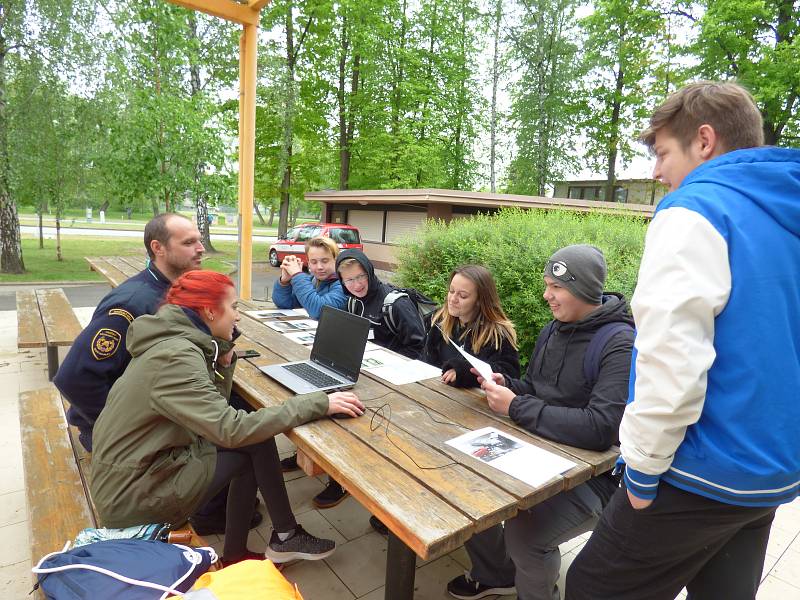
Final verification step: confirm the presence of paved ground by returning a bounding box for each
[0,305,798,598]
[21,225,277,243]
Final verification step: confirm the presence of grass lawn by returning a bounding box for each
[0,236,270,283]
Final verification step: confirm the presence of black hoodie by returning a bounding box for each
[507,292,634,453]
[335,249,426,359]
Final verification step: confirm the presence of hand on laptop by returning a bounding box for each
[327,392,364,418]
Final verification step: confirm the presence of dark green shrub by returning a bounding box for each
[396,208,648,365]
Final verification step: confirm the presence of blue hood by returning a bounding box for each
[679,147,800,237]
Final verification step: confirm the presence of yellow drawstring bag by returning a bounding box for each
[180,559,304,599]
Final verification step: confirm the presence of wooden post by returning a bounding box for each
[238,22,257,300]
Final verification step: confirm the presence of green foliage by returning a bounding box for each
[396,209,647,364]
[684,0,799,145]
[505,0,585,196]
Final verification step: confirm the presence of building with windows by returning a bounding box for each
[553,178,668,206]
[306,188,654,269]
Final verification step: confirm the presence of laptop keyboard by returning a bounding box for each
[284,362,343,388]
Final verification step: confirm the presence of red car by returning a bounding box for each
[268,223,363,267]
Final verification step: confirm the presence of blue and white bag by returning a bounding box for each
[33,539,217,599]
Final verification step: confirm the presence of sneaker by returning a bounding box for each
[280,453,299,472]
[265,525,335,563]
[312,480,349,509]
[190,509,263,536]
[447,572,515,599]
[369,515,388,536]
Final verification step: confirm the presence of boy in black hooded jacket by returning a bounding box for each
[335,249,426,359]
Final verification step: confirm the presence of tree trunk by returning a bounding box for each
[150,197,160,216]
[254,201,266,226]
[338,16,350,191]
[268,205,275,226]
[605,42,626,203]
[38,211,43,249]
[489,0,502,193]
[277,1,296,238]
[187,11,215,252]
[56,216,62,261]
[0,33,24,273]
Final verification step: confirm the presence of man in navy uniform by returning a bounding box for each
[54,213,205,452]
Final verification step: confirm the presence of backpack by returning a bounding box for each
[381,287,439,334]
[533,321,634,387]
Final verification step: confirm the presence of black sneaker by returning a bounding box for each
[190,510,263,536]
[280,453,299,472]
[265,525,335,563]
[447,573,515,599]
[312,480,349,509]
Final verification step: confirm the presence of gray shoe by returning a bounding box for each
[265,525,335,563]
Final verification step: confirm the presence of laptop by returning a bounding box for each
[260,306,371,394]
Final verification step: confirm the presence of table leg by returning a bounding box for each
[47,346,58,381]
[385,531,416,600]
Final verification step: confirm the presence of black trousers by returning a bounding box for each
[565,482,776,600]
[198,436,296,561]
[192,391,254,519]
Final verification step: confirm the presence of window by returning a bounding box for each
[329,228,360,244]
[284,227,301,241]
[295,226,322,242]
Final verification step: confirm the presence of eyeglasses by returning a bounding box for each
[546,260,576,282]
[342,273,368,286]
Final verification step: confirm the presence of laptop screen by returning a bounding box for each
[310,306,370,380]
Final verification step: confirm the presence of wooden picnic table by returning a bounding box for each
[233,302,619,600]
[85,256,147,287]
[84,259,620,599]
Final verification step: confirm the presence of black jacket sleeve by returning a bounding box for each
[507,331,633,451]
[385,296,426,358]
[53,309,136,431]
[421,325,443,367]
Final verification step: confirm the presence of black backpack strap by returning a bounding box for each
[583,322,634,387]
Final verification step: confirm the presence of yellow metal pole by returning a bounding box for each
[238,23,257,300]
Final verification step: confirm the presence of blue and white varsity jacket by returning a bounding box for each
[621,147,800,507]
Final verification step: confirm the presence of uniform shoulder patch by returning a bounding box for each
[108,308,134,323]
[92,328,122,360]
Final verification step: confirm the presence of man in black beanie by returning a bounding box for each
[446,244,634,600]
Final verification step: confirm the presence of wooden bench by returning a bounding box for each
[16,288,82,380]
[20,386,214,597]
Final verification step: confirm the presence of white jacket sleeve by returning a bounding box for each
[620,207,731,495]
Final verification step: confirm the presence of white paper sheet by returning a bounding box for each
[446,427,576,488]
[360,348,441,384]
[449,339,494,381]
[245,308,309,319]
[265,319,318,333]
[284,331,317,345]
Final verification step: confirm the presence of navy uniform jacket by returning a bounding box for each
[53,265,171,451]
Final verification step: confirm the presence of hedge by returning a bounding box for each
[396,208,649,366]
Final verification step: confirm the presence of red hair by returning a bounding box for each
[165,271,235,313]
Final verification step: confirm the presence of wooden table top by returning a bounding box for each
[232,303,619,561]
[85,256,147,287]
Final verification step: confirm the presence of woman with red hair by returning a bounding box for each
[90,270,363,566]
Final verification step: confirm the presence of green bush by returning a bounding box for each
[396,208,648,365]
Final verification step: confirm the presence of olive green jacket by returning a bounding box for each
[91,304,328,528]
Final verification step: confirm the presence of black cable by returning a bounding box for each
[361,392,461,471]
